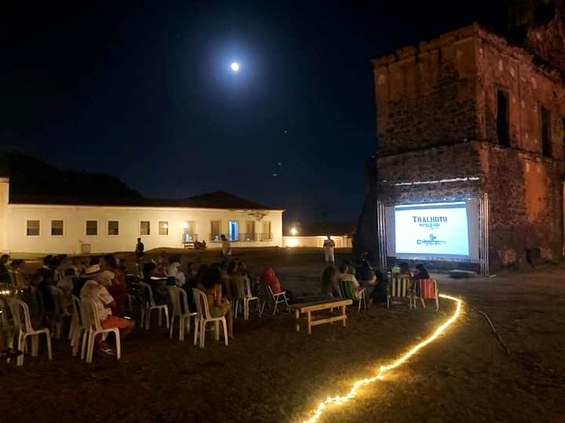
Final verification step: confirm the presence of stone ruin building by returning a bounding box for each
[356,1,565,271]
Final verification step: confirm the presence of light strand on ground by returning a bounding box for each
[300,293,463,423]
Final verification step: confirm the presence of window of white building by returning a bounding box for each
[261,221,272,241]
[26,220,40,236]
[159,221,169,235]
[108,221,119,236]
[140,221,150,235]
[51,220,64,236]
[210,220,221,242]
[182,221,195,242]
[244,220,255,241]
[86,220,98,236]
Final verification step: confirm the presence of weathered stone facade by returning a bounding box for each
[372,23,565,267]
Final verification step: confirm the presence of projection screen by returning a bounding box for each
[385,201,480,260]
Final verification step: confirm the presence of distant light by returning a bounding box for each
[181,221,189,229]
[290,227,298,236]
[287,238,299,248]
[230,62,240,72]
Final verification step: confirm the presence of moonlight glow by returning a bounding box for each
[230,62,240,72]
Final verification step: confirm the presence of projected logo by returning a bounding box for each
[413,216,447,230]
[416,233,446,246]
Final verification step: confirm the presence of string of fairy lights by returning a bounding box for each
[300,293,464,423]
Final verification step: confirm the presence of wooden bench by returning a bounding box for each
[289,299,353,335]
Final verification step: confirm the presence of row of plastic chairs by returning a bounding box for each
[0,292,123,365]
[137,283,226,349]
[0,278,294,365]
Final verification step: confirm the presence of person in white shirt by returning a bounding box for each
[323,235,336,264]
[336,261,363,300]
[166,254,186,287]
[80,264,135,355]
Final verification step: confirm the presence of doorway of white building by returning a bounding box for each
[228,220,239,242]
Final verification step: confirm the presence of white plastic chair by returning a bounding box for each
[7,298,52,366]
[168,287,198,341]
[139,281,169,330]
[135,263,144,278]
[191,288,228,348]
[69,295,88,358]
[233,276,262,320]
[81,299,121,363]
[48,285,71,339]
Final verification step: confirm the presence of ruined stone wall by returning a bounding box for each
[474,29,565,265]
[476,28,565,155]
[373,25,482,156]
[479,143,564,265]
[377,142,482,206]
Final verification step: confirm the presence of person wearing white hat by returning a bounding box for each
[80,264,135,355]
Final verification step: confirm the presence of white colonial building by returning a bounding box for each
[0,177,283,255]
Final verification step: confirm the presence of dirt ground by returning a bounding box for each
[1,248,564,422]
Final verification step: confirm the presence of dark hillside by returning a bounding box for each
[0,151,142,199]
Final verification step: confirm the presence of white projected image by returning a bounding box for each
[394,203,470,258]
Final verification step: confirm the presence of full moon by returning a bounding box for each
[230,62,240,72]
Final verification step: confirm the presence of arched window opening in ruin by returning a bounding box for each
[541,106,552,157]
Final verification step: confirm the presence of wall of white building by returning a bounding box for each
[0,179,283,255]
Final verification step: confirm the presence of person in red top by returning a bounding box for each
[102,255,127,317]
[260,267,283,294]
[259,267,295,303]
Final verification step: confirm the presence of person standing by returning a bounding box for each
[323,235,335,265]
[135,238,145,263]
[220,235,231,260]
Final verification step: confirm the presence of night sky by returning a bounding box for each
[1,1,504,224]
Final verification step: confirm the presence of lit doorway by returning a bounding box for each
[228,220,239,242]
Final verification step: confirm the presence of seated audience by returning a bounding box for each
[103,255,127,317]
[143,262,170,307]
[355,259,378,302]
[10,259,30,289]
[0,254,10,284]
[259,267,293,302]
[356,260,376,285]
[201,267,234,338]
[369,266,388,305]
[413,264,430,280]
[32,267,57,314]
[399,262,412,277]
[260,267,284,294]
[321,266,339,298]
[336,261,363,299]
[80,264,135,355]
[57,268,76,299]
[166,254,186,287]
